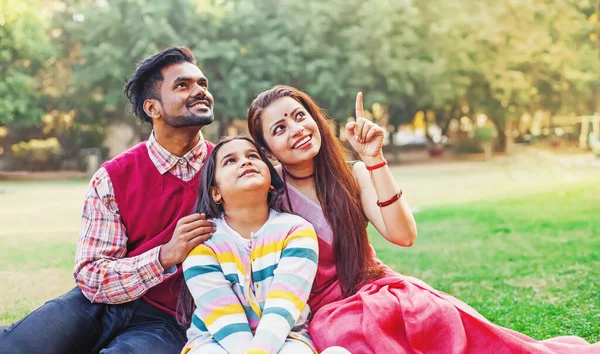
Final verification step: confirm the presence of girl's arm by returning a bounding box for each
[347,92,417,247]
[246,221,319,354]
[183,245,253,354]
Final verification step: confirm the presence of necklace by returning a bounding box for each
[282,166,314,180]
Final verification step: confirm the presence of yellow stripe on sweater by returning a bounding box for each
[252,239,284,259]
[204,303,245,326]
[187,244,216,257]
[245,349,269,354]
[283,228,318,248]
[266,290,306,313]
[188,247,246,274]
[216,251,246,274]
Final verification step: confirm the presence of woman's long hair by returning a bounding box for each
[247,85,383,297]
[177,136,285,327]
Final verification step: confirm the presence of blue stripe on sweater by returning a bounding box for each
[213,323,252,342]
[263,307,295,328]
[224,272,240,284]
[184,264,223,280]
[253,264,277,282]
[280,247,318,264]
[191,314,208,331]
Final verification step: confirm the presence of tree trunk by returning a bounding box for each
[488,116,507,152]
[217,116,231,139]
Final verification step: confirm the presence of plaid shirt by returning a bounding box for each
[74,132,208,304]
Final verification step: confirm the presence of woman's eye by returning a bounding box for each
[295,112,305,121]
[273,125,285,135]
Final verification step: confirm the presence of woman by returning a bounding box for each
[247,85,599,353]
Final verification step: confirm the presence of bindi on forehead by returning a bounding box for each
[284,113,288,117]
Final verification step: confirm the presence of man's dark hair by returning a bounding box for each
[124,46,196,124]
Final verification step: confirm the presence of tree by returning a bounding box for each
[0,0,54,127]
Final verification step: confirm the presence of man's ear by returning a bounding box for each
[143,98,161,120]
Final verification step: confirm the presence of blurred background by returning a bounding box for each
[1,0,599,341]
[0,0,599,170]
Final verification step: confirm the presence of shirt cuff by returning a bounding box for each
[137,246,175,289]
[156,245,178,278]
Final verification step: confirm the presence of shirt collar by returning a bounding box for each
[146,131,207,175]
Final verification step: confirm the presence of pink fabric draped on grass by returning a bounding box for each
[283,181,600,354]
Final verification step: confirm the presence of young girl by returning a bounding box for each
[180,136,349,354]
[247,85,600,354]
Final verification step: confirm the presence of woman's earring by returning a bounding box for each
[269,185,275,192]
[215,199,222,205]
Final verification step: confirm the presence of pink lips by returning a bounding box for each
[240,168,259,177]
[292,134,312,149]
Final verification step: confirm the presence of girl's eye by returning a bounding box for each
[273,125,285,135]
[295,111,306,121]
[224,158,236,165]
[248,153,260,159]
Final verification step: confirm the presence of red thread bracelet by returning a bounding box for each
[366,159,387,171]
[376,190,402,207]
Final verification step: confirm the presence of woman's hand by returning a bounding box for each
[345,92,386,163]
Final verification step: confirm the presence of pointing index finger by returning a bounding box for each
[355,92,365,119]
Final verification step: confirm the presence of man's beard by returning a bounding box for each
[163,110,214,128]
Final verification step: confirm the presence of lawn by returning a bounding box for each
[1,154,599,342]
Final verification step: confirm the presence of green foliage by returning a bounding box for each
[455,136,484,154]
[474,125,498,142]
[0,0,55,126]
[10,137,63,170]
[1,0,600,160]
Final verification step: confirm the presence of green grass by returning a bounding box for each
[1,157,599,343]
[370,177,600,342]
[0,179,86,323]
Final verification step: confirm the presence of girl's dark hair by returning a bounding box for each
[124,46,196,124]
[247,85,384,297]
[177,136,285,327]
[195,136,284,219]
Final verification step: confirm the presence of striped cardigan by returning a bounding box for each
[182,210,319,354]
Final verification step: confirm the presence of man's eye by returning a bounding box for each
[176,83,186,89]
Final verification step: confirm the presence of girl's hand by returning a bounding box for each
[346,92,385,162]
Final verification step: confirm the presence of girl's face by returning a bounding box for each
[211,139,271,205]
[260,97,322,166]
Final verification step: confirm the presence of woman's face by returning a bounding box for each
[260,97,322,166]
[211,139,271,205]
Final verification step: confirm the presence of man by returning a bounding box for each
[0,46,215,353]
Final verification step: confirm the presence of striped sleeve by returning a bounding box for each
[183,245,253,354]
[246,221,319,354]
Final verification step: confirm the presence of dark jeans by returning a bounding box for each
[0,287,187,354]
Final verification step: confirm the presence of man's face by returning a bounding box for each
[156,61,214,127]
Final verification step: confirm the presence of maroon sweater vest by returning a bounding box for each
[103,141,213,317]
